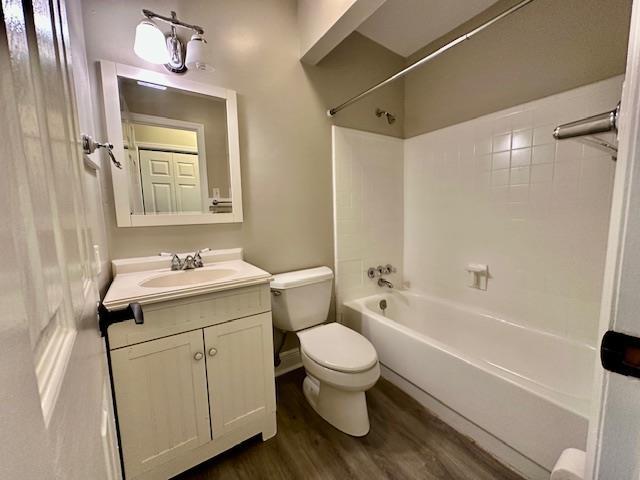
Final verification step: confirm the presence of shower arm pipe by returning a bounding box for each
[327,0,535,117]
[142,9,204,35]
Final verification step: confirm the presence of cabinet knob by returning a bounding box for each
[208,348,218,357]
[194,352,204,361]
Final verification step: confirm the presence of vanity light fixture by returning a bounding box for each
[134,9,212,74]
[133,19,169,64]
[185,33,214,72]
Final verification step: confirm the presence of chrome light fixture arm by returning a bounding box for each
[142,9,204,35]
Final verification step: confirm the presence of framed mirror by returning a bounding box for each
[100,61,242,226]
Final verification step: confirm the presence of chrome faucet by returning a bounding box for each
[181,255,197,270]
[378,278,393,289]
[161,248,210,271]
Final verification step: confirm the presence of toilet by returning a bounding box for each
[270,266,380,437]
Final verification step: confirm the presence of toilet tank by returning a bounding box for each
[270,267,333,332]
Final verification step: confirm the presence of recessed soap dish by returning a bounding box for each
[466,264,489,290]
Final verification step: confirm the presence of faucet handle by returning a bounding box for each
[192,248,210,268]
[170,253,182,271]
[368,264,396,279]
[194,251,203,268]
[159,251,183,270]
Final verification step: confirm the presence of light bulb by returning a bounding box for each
[134,20,169,64]
[185,34,214,72]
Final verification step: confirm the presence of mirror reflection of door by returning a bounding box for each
[117,76,232,218]
[139,150,202,214]
[128,121,207,214]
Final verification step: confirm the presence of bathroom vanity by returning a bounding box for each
[102,249,276,479]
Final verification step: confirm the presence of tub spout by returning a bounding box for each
[378,278,393,289]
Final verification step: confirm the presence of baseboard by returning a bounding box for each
[275,348,302,377]
[380,364,550,480]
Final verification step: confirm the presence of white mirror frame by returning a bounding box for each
[99,60,243,227]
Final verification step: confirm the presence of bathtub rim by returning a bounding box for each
[343,289,594,420]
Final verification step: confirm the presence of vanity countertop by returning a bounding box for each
[103,248,272,311]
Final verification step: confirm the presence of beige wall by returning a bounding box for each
[404,0,632,137]
[307,32,405,138]
[298,0,357,56]
[82,0,404,277]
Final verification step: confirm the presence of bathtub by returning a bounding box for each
[342,290,594,474]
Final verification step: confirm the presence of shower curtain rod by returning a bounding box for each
[327,0,536,117]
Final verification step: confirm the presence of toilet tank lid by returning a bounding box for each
[270,266,333,289]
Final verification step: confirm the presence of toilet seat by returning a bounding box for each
[297,323,378,373]
[300,348,380,392]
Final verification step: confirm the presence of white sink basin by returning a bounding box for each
[103,250,273,311]
[140,268,237,288]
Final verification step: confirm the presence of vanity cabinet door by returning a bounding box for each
[110,330,211,479]
[204,313,276,439]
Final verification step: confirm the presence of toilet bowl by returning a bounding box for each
[270,267,380,436]
[298,322,380,436]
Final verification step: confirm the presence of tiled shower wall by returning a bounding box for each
[333,127,404,314]
[404,76,623,345]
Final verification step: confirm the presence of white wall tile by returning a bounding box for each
[510,167,531,185]
[533,124,556,146]
[512,129,533,150]
[333,77,621,344]
[333,127,404,316]
[531,163,554,183]
[511,147,531,167]
[491,168,510,187]
[493,132,512,152]
[492,151,511,170]
[532,144,556,164]
[403,76,621,346]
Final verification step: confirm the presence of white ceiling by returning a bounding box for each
[357,0,499,57]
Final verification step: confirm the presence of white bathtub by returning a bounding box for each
[342,290,594,474]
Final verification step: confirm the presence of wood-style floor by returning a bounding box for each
[175,368,524,480]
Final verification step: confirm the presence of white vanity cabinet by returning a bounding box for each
[110,330,211,478]
[204,314,274,439]
[107,284,276,480]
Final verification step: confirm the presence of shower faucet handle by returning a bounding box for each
[377,264,396,275]
[368,264,396,279]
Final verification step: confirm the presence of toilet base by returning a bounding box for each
[303,374,371,437]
